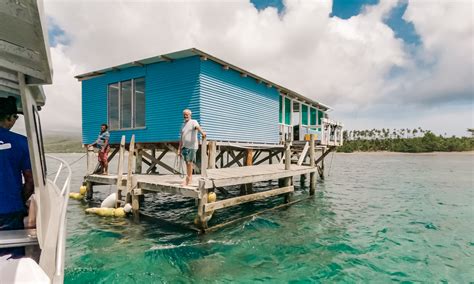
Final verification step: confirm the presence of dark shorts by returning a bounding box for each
[0,211,26,258]
[181,147,197,163]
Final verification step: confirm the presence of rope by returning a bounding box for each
[47,153,87,177]
[174,154,185,178]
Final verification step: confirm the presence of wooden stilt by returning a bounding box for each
[85,181,93,200]
[240,149,254,194]
[197,179,208,230]
[135,146,142,174]
[309,134,316,195]
[284,140,292,203]
[125,135,135,204]
[115,136,126,208]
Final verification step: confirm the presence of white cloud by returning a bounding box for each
[41,0,473,136]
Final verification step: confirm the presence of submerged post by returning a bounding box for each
[309,134,316,195]
[115,136,126,208]
[196,179,208,230]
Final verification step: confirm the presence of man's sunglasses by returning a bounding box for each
[12,114,19,119]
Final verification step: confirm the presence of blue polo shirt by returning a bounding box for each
[0,127,31,214]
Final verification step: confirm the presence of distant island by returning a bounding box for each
[338,128,473,153]
[43,128,473,153]
[44,135,84,153]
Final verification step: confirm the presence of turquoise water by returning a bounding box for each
[59,152,473,283]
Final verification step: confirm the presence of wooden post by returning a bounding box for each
[196,179,208,230]
[86,145,96,175]
[201,137,208,177]
[135,146,142,174]
[309,134,316,195]
[319,148,325,180]
[240,149,254,194]
[151,149,156,173]
[284,140,292,203]
[115,136,126,208]
[125,135,135,204]
[208,141,217,169]
[85,181,93,200]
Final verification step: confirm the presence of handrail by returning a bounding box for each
[45,155,71,281]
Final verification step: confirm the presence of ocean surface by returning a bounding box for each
[53,152,473,283]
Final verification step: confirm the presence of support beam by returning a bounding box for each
[297,142,309,166]
[135,147,142,174]
[204,186,294,213]
[284,140,292,203]
[125,135,135,204]
[226,150,245,167]
[309,134,316,195]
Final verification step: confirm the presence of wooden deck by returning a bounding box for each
[85,164,317,198]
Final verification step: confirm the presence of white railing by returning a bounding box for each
[279,124,294,142]
[45,155,71,283]
[320,118,344,146]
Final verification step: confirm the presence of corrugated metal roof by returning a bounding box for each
[75,48,331,111]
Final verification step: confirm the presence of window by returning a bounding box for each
[279,95,283,124]
[301,104,308,125]
[108,78,146,130]
[284,97,291,125]
[310,108,316,125]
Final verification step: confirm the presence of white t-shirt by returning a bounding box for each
[181,119,200,149]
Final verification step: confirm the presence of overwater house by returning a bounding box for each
[76,48,343,230]
[76,48,339,147]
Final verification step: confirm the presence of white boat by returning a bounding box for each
[0,0,71,283]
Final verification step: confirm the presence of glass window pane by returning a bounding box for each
[302,105,308,125]
[284,97,291,125]
[134,78,145,128]
[121,80,132,129]
[317,109,323,125]
[108,83,119,130]
[310,108,316,125]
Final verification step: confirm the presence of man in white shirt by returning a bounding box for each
[178,109,206,186]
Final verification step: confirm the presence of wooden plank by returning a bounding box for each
[204,186,294,213]
[226,150,244,167]
[297,142,309,166]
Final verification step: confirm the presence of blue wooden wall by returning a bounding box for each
[82,56,200,144]
[82,55,280,145]
[199,60,280,144]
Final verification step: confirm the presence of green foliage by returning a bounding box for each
[338,129,474,153]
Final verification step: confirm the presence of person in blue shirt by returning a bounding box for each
[89,124,110,175]
[0,96,34,257]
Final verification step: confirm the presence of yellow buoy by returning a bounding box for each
[114,208,126,217]
[208,192,217,203]
[69,192,84,200]
[96,208,115,217]
[79,185,87,195]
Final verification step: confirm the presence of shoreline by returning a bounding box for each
[336,150,474,155]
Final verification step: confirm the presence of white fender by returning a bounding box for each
[101,193,116,208]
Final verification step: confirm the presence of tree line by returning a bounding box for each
[337,128,473,153]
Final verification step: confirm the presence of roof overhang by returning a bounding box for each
[75,48,332,111]
[0,0,53,86]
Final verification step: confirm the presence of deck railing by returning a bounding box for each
[320,118,344,146]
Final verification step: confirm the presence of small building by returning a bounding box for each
[76,48,333,146]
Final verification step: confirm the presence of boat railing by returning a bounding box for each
[45,154,71,282]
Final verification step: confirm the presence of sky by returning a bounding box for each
[33,0,473,137]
